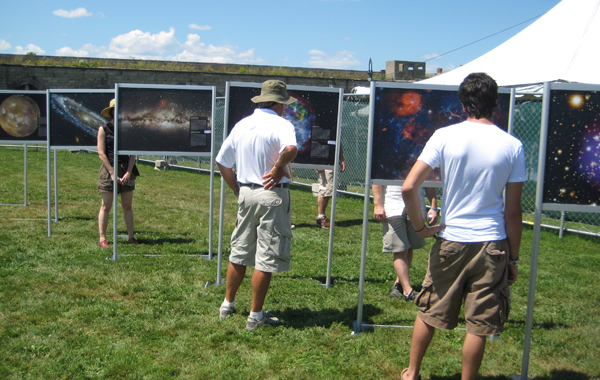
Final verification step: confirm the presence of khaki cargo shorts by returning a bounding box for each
[318,170,334,198]
[382,215,426,253]
[229,186,293,273]
[415,238,511,336]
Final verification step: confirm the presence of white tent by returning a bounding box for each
[421,0,600,87]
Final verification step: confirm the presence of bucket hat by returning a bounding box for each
[251,80,296,105]
[101,99,116,118]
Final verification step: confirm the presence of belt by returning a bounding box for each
[239,182,289,189]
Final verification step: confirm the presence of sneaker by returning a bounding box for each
[219,304,236,320]
[246,311,279,331]
[316,216,331,229]
[390,282,403,297]
[99,239,110,248]
[404,289,417,302]
[291,224,296,230]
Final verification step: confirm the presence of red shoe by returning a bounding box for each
[99,239,110,248]
[128,237,140,245]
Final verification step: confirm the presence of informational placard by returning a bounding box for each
[543,83,600,211]
[116,84,215,156]
[0,91,47,144]
[370,83,511,182]
[226,82,342,166]
[48,90,114,149]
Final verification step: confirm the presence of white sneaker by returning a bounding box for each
[246,311,279,331]
[219,304,236,320]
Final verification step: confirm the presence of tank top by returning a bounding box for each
[101,123,130,166]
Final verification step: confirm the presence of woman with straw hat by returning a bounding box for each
[97,98,140,247]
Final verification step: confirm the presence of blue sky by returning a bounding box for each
[0,0,561,74]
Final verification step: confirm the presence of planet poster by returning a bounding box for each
[227,83,341,166]
[49,91,114,148]
[0,91,47,143]
[117,86,214,154]
[543,87,600,207]
[371,85,510,181]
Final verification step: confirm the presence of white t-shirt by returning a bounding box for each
[383,185,427,219]
[418,121,527,242]
[215,108,297,184]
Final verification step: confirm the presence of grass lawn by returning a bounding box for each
[1,146,599,379]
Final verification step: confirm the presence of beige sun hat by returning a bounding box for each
[251,80,297,105]
[101,98,116,118]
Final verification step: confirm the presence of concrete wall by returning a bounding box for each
[0,55,371,95]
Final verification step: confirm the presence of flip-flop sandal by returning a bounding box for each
[401,368,421,380]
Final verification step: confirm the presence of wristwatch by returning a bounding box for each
[508,257,519,266]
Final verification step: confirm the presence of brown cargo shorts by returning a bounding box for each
[415,238,511,336]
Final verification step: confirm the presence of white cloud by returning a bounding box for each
[56,47,89,57]
[307,49,360,69]
[53,8,92,18]
[14,44,45,55]
[421,53,441,60]
[0,39,11,50]
[106,28,180,57]
[168,34,264,64]
[189,24,211,31]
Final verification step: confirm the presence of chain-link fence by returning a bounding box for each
[139,92,600,237]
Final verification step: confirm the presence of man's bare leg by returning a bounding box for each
[403,316,436,380]
[225,262,247,303]
[461,332,486,380]
[250,269,272,312]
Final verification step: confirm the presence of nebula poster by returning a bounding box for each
[117,85,214,155]
[0,91,47,143]
[543,85,600,208]
[226,83,342,166]
[370,84,510,181]
[48,90,114,148]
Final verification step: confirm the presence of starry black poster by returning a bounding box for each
[0,91,47,143]
[227,84,341,166]
[49,91,114,148]
[371,85,510,181]
[117,86,213,154]
[543,88,600,207]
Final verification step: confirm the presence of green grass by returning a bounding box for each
[1,146,599,379]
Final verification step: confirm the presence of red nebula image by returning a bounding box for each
[402,117,429,143]
[390,91,422,117]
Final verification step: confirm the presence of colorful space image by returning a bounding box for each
[0,92,47,142]
[227,84,341,166]
[117,87,213,153]
[371,85,510,181]
[543,88,600,207]
[49,91,114,148]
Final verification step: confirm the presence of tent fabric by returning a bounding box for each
[420,0,600,87]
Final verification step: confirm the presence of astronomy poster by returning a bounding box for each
[49,91,114,148]
[117,86,214,154]
[0,91,47,143]
[371,85,510,181]
[543,87,600,207]
[227,83,341,166]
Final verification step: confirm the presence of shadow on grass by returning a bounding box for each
[276,304,382,330]
[291,218,368,229]
[428,369,592,380]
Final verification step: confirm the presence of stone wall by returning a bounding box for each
[0,55,371,95]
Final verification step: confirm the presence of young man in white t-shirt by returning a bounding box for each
[400,73,526,380]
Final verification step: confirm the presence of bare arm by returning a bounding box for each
[262,145,298,189]
[216,162,239,197]
[402,160,445,238]
[425,187,438,225]
[97,127,114,180]
[372,184,386,221]
[504,182,523,286]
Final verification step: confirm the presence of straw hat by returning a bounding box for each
[101,98,116,118]
[251,80,296,105]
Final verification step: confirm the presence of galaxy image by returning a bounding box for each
[0,92,47,142]
[227,85,341,166]
[118,87,213,153]
[49,92,114,147]
[371,86,510,181]
[543,89,600,207]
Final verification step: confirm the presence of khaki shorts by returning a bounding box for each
[382,215,426,253]
[229,186,293,273]
[415,238,511,336]
[98,164,135,194]
[318,170,334,198]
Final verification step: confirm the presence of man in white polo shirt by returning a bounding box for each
[216,80,298,331]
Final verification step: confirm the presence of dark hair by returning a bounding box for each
[256,101,277,109]
[458,73,498,120]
